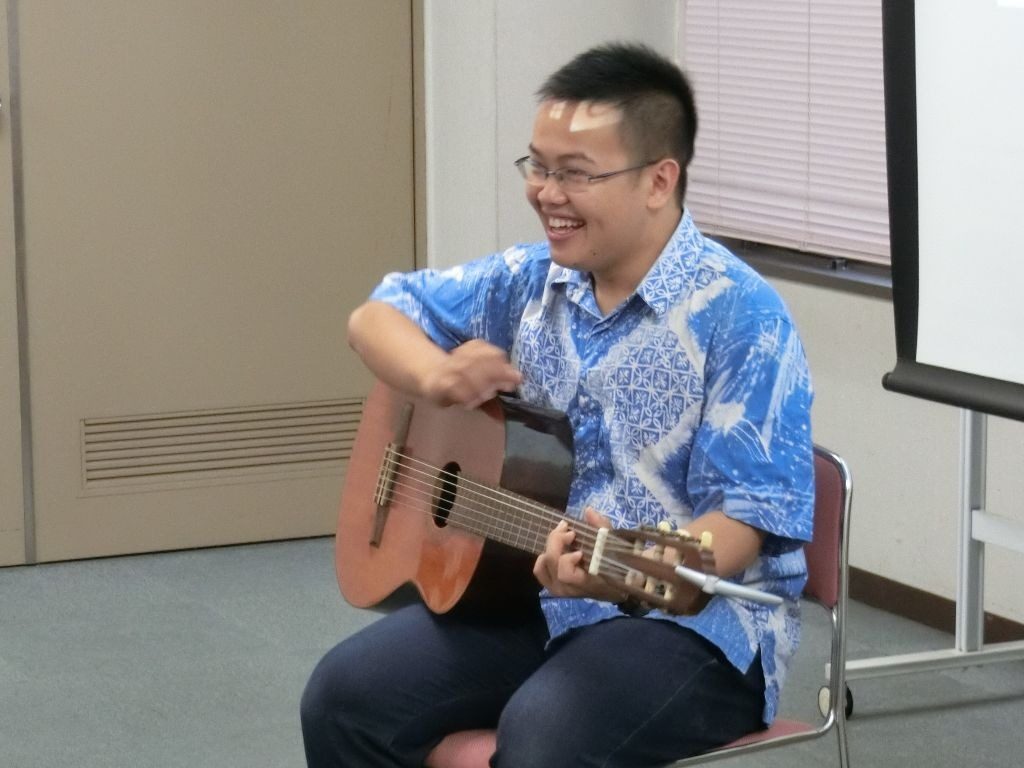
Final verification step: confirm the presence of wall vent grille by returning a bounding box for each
[82,398,363,489]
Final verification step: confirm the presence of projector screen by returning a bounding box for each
[881,0,1024,422]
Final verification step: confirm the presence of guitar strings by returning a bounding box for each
[383,482,642,585]
[378,461,702,610]
[381,480,629,578]
[380,451,697,582]
[384,450,697,562]
[384,451,641,560]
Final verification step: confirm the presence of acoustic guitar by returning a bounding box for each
[335,381,716,616]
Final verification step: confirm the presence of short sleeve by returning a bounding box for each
[368,247,536,353]
[687,314,815,552]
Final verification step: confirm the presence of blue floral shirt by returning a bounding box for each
[369,211,814,724]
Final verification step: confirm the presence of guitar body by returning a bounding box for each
[335,381,575,614]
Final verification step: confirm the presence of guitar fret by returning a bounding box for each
[455,485,550,555]
[433,467,566,558]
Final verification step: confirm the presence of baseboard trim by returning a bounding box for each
[849,567,1024,643]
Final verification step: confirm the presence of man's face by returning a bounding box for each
[525,100,652,278]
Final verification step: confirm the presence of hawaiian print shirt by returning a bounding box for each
[369,211,815,723]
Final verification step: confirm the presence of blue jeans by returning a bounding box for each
[300,601,764,767]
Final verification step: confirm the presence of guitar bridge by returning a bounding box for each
[370,401,414,548]
[373,442,402,509]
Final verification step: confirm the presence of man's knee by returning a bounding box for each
[299,659,331,731]
[301,646,389,767]
[491,693,571,768]
[299,645,366,742]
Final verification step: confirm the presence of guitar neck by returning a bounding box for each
[446,482,565,557]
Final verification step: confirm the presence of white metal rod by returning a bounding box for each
[838,641,1024,681]
[972,510,1024,554]
[956,409,986,652]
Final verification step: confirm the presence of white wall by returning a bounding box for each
[421,0,1024,624]
[422,0,678,266]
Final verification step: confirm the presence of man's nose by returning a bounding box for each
[536,174,568,205]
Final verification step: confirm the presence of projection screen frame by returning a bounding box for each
[880,0,1024,422]
[850,0,1024,686]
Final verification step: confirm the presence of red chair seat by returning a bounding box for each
[425,729,497,768]
[722,718,812,747]
[425,719,814,767]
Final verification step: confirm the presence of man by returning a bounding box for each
[302,42,814,767]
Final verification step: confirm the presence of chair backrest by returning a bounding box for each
[804,446,852,609]
[426,445,854,768]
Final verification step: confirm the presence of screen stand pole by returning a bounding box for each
[838,408,1024,681]
[956,409,986,652]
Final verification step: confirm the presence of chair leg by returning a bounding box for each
[836,713,851,768]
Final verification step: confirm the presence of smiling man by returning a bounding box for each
[301,43,815,768]
[520,97,681,314]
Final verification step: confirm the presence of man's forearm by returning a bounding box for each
[347,300,523,408]
[685,510,765,578]
[347,301,448,398]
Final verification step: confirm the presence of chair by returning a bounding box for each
[425,445,853,768]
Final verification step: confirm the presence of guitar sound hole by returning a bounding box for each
[432,462,461,527]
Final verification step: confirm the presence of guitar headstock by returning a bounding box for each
[588,525,718,616]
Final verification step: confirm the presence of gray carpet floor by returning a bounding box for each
[2,537,1022,767]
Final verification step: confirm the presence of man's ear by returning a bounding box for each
[647,158,681,210]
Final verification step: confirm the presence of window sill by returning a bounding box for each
[717,237,892,300]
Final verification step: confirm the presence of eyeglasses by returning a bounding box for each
[513,156,656,191]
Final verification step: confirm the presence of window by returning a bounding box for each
[682,0,890,264]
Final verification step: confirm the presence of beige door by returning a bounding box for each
[5,0,415,564]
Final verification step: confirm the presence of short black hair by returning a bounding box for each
[537,42,698,203]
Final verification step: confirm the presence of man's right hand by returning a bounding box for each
[421,339,523,409]
[348,301,522,410]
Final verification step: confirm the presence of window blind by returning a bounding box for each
[682,0,890,264]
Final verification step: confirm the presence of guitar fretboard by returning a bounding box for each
[445,481,567,557]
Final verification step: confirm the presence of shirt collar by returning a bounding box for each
[633,210,704,317]
[551,266,588,306]
[546,209,706,317]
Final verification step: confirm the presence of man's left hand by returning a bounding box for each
[532,508,627,603]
